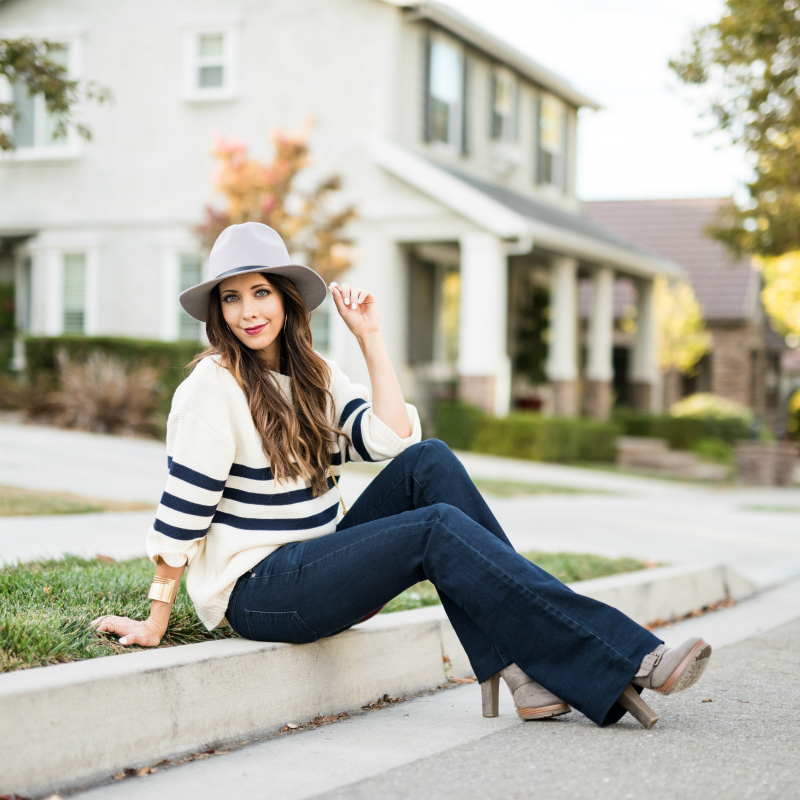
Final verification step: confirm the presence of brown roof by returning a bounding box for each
[582,198,760,322]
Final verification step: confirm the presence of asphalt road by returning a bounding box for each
[317,619,800,800]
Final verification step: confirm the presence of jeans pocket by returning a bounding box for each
[244,610,318,644]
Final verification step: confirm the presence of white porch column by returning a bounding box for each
[585,266,614,419]
[631,277,659,411]
[546,256,579,416]
[457,232,510,417]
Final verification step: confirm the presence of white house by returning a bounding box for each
[0,0,678,420]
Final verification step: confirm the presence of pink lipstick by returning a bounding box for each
[244,323,267,336]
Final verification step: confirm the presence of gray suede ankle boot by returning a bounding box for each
[631,637,712,695]
[617,637,713,730]
[481,663,571,720]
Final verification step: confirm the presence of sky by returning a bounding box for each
[443,0,751,201]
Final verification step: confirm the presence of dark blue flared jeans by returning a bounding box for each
[226,440,661,726]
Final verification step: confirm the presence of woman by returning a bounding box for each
[93,222,711,730]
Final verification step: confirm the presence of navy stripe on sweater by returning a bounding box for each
[160,491,217,518]
[229,463,274,481]
[213,501,339,531]
[223,476,335,506]
[339,398,367,428]
[230,456,342,482]
[154,517,209,541]
[351,407,377,462]
[167,457,227,493]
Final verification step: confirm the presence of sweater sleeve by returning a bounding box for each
[145,410,235,568]
[328,359,422,463]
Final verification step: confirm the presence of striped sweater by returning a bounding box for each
[145,355,421,630]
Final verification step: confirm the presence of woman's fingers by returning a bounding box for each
[339,282,351,306]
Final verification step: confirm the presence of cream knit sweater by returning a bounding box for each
[145,355,421,630]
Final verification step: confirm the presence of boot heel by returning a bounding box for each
[481,673,500,718]
[618,683,659,730]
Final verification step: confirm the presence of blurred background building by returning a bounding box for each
[584,198,788,431]
[0,0,682,422]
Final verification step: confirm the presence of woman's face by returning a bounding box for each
[219,273,286,358]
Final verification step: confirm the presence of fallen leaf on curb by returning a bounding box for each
[702,698,713,703]
[362,694,405,710]
[96,554,116,563]
[136,767,155,777]
[112,768,137,781]
[449,676,477,684]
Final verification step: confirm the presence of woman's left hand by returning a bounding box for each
[329,282,380,339]
[91,614,165,647]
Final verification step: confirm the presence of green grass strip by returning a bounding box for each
[0,550,648,673]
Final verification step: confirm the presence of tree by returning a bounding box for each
[755,251,800,338]
[655,278,712,375]
[622,278,711,375]
[0,38,109,151]
[670,0,800,258]
[196,126,357,283]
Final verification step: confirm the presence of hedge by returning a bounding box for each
[434,401,619,464]
[23,336,205,416]
[612,410,753,449]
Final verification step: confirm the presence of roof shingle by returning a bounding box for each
[583,198,759,322]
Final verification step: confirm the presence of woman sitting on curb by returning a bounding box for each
[93,222,711,730]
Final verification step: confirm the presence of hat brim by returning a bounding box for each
[179,263,328,322]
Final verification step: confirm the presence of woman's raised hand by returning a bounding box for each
[91,614,165,647]
[329,282,380,339]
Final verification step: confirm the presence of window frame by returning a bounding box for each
[423,33,466,154]
[182,25,240,103]
[535,93,568,192]
[490,67,517,143]
[0,35,83,162]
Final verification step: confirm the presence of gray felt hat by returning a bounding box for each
[179,222,328,322]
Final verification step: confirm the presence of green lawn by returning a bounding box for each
[0,486,153,516]
[1,550,648,673]
[469,478,611,497]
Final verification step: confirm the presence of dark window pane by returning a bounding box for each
[12,82,36,148]
[198,65,224,88]
[430,98,450,143]
[539,148,553,185]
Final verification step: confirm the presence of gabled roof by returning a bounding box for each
[385,1,600,110]
[583,198,760,321]
[369,137,681,278]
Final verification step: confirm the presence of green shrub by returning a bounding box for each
[690,437,734,464]
[671,392,753,422]
[434,401,619,464]
[433,400,484,451]
[613,410,751,448]
[24,336,205,418]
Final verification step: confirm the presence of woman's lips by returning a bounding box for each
[244,323,267,336]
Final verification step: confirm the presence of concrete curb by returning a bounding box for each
[0,563,756,798]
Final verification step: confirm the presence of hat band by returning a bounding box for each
[215,264,281,280]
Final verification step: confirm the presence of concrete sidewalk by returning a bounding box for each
[72,583,800,800]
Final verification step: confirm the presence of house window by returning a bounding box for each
[62,253,86,334]
[178,254,202,340]
[11,43,75,153]
[184,29,238,100]
[425,38,463,149]
[310,302,331,355]
[490,69,517,142]
[537,95,567,190]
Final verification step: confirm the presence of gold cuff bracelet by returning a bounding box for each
[148,575,176,604]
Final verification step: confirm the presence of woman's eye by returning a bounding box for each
[256,289,269,297]
[223,295,237,303]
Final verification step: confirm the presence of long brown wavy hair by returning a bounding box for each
[192,273,348,496]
